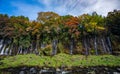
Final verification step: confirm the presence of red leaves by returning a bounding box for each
[64,16,80,37]
[65,17,79,27]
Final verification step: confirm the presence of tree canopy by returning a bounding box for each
[0,10,120,55]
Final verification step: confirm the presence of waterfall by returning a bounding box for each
[107,37,112,54]
[0,40,4,53]
[94,36,98,55]
[52,39,58,55]
[87,38,91,54]
[0,40,3,51]
[83,37,88,55]
[70,39,74,55]
[17,46,24,54]
[9,44,13,55]
[0,45,2,55]
[0,39,3,45]
[41,43,46,48]
[5,48,9,55]
[0,45,6,55]
[101,38,107,53]
[17,47,21,54]
[29,44,33,53]
[104,38,111,54]
[20,46,23,54]
[0,43,2,49]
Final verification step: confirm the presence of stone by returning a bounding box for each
[30,67,37,74]
[19,71,25,74]
[56,68,61,72]
[113,72,120,74]
[117,68,120,71]
[21,67,27,70]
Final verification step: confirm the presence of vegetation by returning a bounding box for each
[0,53,120,69]
[0,10,120,55]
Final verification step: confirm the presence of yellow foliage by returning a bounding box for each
[97,26,105,30]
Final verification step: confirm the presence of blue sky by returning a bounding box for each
[0,0,120,20]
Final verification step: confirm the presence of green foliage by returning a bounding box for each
[106,10,120,36]
[57,42,64,53]
[19,35,31,48]
[78,13,105,35]
[0,10,120,55]
[0,54,120,69]
[40,45,52,56]
[106,10,120,51]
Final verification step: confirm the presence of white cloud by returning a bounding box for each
[11,0,120,20]
[38,0,120,16]
[82,0,120,16]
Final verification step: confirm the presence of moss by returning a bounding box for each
[0,53,120,69]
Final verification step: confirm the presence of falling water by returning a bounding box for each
[19,46,23,54]
[101,38,107,53]
[52,39,58,55]
[83,37,88,55]
[0,43,2,49]
[94,36,98,55]
[41,43,46,48]
[104,38,111,54]
[107,37,112,54]
[4,48,9,55]
[0,39,3,45]
[70,39,74,55]
[0,40,4,53]
[0,45,6,55]
[17,47,21,54]
[0,45,2,55]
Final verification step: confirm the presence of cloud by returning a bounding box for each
[38,0,120,16]
[11,0,120,20]
[82,0,120,16]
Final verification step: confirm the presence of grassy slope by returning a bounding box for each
[0,53,120,69]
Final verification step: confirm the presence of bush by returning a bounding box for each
[40,44,52,56]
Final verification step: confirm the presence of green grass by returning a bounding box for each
[0,53,120,69]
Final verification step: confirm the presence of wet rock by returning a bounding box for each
[40,69,48,73]
[21,67,27,70]
[62,71,71,74]
[30,67,37,74]
[19,71,25,74]
[117,68,120,72]
[105,67,109,71]
[113,72,120,74]
[8,68,14,72]
[56,68,61,72]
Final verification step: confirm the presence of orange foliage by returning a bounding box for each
[64,17,80,37]
[65,17,79,28]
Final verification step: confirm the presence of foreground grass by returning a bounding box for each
[0,53,120,69]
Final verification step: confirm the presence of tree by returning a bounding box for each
[106,10,120,52]
[78,13,106,55]
[106,10,120,36]
[37,12,60,24]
